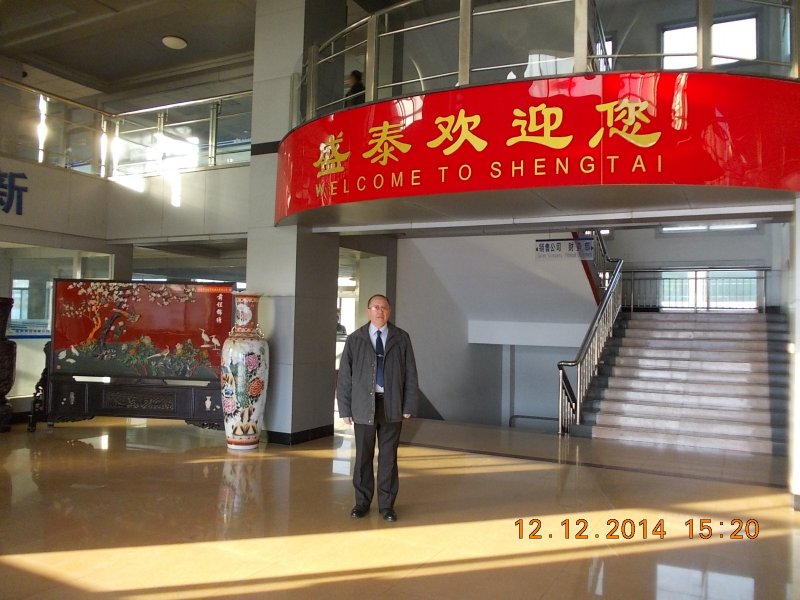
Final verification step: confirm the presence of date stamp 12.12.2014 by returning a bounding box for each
[515,517,760,541]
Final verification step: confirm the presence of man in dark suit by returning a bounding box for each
[337,294,418,522]
[344,70,365,107]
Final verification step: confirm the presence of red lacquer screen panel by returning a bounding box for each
[52,280,233,379]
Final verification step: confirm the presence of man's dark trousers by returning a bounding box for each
[353,394,402,510]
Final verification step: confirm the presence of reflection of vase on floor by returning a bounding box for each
[0,298,16,433]
[217,454,263,537]
[220,294,269,450]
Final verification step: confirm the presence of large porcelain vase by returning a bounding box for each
[0,298,16,432]
[220,294,269,450]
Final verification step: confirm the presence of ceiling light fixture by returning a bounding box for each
[162,35,188,50]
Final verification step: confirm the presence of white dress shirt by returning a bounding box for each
[369,323,388,393]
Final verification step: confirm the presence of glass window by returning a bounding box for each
[659,270,758,310]
[11,279,29,321]
[663,17,757,70]
[471,0,575,85]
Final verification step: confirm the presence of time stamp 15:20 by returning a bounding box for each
[515,518,760,541]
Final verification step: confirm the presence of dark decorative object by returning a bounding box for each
[28,342,50,432]
[102,390,176,411]
[45,280,233,429]
[0,297,16,433]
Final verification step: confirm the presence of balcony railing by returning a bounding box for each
[300,0,799,124]
[0,76,252,179]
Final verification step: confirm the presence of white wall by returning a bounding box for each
[397,238,502,424]
[105,166,250,242]
[0,156,250,245]
[356,256,388,319]
[0,156,107,240]
[396,233,597,425]
[513,345,577,424]
[605,224,788,308]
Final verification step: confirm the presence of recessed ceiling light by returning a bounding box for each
[708,223,758,231]
[162,35,188,50]
[661,225,708,232]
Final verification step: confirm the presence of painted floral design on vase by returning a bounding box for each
[220,294,269,450]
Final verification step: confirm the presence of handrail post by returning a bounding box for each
[305,44,319,121]
[99,116,108,178]
[558,369,564,434]
[792,0,800,78]
[365,15,378,103]
[112,120,120,176]
[208,101,219,167]
[458,0,472,86]
[574,0,589,73]
[698,0,713,70]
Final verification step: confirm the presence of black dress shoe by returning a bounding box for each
[350,505,369,519]
[380,509,397,522]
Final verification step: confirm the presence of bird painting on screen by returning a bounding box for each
[147,346,170,360]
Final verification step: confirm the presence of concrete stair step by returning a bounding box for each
[608,337,789,352]
[581,311,791,456]
[600,365,789,386]
[625,312,786,323]
[615,328,789,342]
[582,412,785,440]
[583,398,786,425]
[600,375,786,398]
[610,346,790,364]
[574,425,786,455]
[618,320,788,333]
[590,387,787,412]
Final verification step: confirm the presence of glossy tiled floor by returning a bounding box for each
[1,417,798,599]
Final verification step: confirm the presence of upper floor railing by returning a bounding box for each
[299,0,799,124]
[0,76,252,179]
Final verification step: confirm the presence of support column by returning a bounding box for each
[791,198,800,508]
[0,251,11,297]
[501,345,515,427]
[110,245,134,280]
[249,0,345,444]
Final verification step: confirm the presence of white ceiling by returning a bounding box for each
[0,0,257,107]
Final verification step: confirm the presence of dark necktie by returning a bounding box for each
[376,330,385,388]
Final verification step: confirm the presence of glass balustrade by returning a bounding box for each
[0,78,252,180]
[303,0,799,122]
[0,0,797,172]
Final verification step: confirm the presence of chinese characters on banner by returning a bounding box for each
[535,238,595,261]
[0,169,28,215]
[276,72,800,224]
[312,98,660,179]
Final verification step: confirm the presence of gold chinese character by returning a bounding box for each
[506,104,573,149]
[312,133,351,178]
[589,99,662,148]
[362,121,411,165]
[427,109,488,155]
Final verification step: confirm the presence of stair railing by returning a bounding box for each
[558,231,623,434]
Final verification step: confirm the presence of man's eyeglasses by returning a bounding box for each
[368,306,389,312]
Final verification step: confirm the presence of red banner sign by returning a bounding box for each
[276,72,800,224]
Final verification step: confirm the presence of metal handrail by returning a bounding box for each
[622,267,768,313]
[557,231,623,434]
[116,91,251,117]
[0,76,116,118]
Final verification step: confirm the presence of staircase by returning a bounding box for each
[578,312,790,455]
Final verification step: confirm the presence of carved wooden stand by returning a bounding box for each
[47,375,224,428]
